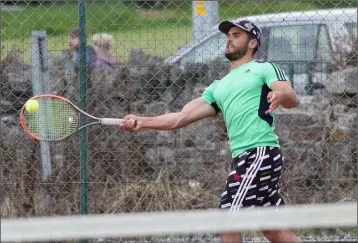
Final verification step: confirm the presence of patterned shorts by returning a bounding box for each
[219,146,285,211]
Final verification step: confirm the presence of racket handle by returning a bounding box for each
[100,118,123,125]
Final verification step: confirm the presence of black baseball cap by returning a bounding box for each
[218,20,262,46]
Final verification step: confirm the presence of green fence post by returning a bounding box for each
[78,0,88,237]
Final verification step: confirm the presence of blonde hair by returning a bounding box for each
[92,33,113,51]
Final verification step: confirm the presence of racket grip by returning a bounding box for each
[100,118,123,125]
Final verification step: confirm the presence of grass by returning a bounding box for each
[1,25,193,63]
[1,0,357,63]
[1,1,192,39]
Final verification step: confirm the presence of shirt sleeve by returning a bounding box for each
[201,80,217,103]
[263,62,290,88]
[201,80,220,113]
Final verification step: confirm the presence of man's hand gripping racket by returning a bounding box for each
[20,94,138,141]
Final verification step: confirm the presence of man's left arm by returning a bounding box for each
[263,63,297,114]
[265,81,297,114]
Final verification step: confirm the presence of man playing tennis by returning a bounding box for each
[120,19,301,243]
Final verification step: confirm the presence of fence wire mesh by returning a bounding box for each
[1,0,357,242]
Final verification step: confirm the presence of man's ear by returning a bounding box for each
[249,39,258,50]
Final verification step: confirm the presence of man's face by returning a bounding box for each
[224,27,253,61]
[69,35,79,50]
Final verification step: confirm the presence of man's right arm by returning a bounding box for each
[120,98,217,131]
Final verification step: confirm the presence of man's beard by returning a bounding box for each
[225,43,249,61]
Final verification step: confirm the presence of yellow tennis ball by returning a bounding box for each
[25,99,39,113]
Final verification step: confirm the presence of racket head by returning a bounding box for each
[20,94,80,141]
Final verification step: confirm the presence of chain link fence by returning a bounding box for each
[1,0,357,242]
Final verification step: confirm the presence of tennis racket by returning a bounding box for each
[20,94,136,141]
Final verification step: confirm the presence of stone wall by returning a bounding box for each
[0,49,356,218]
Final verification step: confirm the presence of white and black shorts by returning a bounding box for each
[219,146,285,210]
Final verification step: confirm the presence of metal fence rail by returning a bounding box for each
[1,0,357,242]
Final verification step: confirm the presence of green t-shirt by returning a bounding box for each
[201,60,289,158]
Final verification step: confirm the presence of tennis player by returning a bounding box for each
[120,19,301,243]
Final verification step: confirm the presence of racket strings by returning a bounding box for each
[23,97,79,140]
